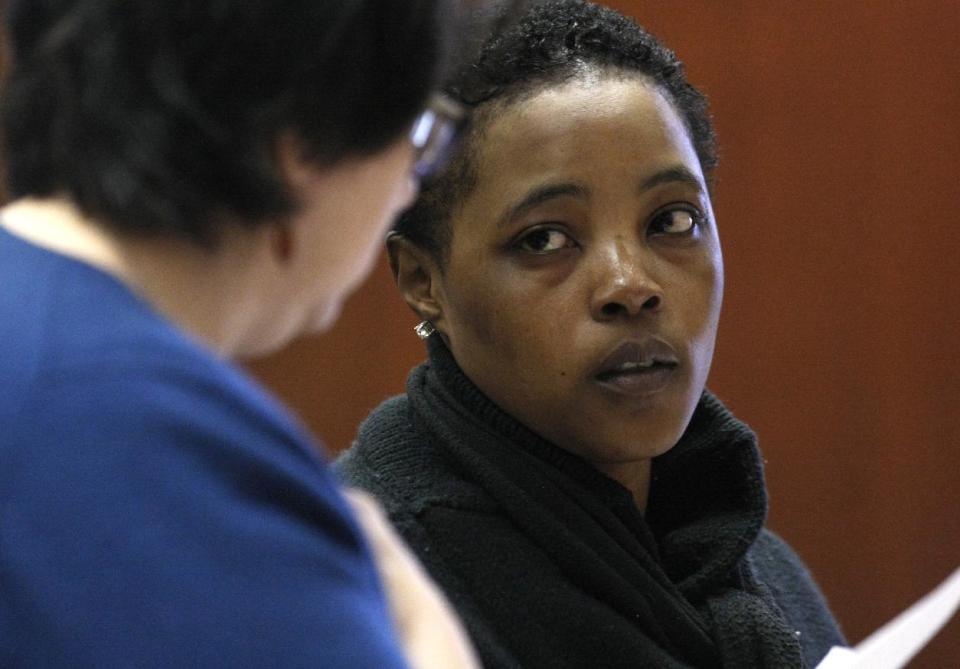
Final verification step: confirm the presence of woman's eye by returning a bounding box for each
[651,208,701,236]
[515,228,575,254]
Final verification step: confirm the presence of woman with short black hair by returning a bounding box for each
[338,1,846,667]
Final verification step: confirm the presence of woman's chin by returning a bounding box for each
[306,298,342,335]
[232,302,337,361]
[580,437,679,467]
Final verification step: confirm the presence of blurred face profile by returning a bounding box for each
[275,136,417,345]
[433,76,724,470]
[268,94,464,349]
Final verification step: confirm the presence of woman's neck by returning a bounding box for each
[592,460,652,512]
[1,196,274,358]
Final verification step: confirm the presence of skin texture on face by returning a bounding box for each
[260,135,417,350]
[414,76,723,501]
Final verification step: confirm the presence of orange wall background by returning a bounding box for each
[251,2,960,665]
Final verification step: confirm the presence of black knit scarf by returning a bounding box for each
[407,336,805,668]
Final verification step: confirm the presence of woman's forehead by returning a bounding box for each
[464,77,703,208]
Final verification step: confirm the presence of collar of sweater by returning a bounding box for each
[420,334,769,601]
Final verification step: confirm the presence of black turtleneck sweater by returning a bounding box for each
[336,338,845,668]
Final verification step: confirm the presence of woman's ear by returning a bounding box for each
[386,232,446,328]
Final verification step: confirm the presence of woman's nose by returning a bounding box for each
[589,242,663,321]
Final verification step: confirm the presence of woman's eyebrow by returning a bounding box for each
[497,182,589,229]
[494,167,701,229]
[639,165,704,194]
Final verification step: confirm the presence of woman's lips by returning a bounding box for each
[592,339,679,397]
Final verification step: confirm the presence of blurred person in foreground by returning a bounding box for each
[338,1,846,667]
[0,1,484,666]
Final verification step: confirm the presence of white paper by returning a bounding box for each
[815,566,960,669]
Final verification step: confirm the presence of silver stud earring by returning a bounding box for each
[414,321,436,340]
